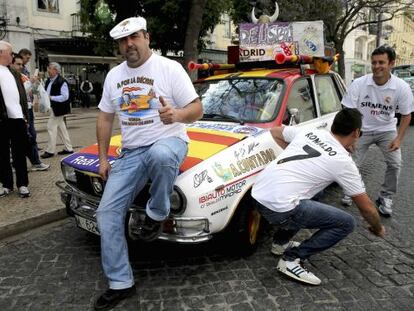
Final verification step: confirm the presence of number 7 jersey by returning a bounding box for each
[252,126,365,212]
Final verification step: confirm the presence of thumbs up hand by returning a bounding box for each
[159,96,180,124]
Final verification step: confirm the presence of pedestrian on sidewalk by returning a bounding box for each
[10,54,49,171]
[0,41,31,198]
[80,78,93,108]
[252,108,385,285]
[94,16,202,310]
[341,45,414,217]
[18,48,31,77]
[41,62,74,159]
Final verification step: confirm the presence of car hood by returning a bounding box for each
[61,121,264,175]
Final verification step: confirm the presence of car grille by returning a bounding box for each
[74,171,96,196]
[72,171,151,206]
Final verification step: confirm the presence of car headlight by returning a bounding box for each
[61,163,77,183]
[92,177,104,194]
[170,187,186,214]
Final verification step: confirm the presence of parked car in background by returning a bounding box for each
[392,65,414,125]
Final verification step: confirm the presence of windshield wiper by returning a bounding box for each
[202,113,244,125]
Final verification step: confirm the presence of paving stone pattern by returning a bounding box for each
[0,125,414,310]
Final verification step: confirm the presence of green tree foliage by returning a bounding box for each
[80,0,231,56]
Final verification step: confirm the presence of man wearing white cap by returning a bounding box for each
[94,16,203,310]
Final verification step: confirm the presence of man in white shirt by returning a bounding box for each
[0,41,31,198]
[252,108,385,285]
[341,45,414,217]
[94,17,203,310]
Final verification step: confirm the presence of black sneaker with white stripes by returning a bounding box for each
[277,258,321,285]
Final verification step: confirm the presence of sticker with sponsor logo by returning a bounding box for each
[212,148,276,181]
[62,153,116,174]
[211,206,229,216]
[199,180,246,208]
[193,170,213,188]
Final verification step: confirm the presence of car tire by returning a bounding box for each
[225,199,262,256]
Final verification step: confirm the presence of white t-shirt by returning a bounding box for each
[252,127,365,212]
[342,74,414,132]
[99,53,198,148]
[0,66,23,119]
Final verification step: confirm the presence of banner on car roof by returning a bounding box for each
[239,21,324,62]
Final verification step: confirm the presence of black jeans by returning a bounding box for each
[0,118,29,188]
[26,108,41,165]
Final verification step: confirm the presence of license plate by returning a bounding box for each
[75,215,100,235]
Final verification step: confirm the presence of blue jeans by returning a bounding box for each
[256,200,356,261]
[96,137,188,289]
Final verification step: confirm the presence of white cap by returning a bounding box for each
[109,17,147,40]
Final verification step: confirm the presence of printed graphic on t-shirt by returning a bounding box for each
[114,86,161,126]
[360,96,394,120]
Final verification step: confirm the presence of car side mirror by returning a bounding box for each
[288,108,299,125]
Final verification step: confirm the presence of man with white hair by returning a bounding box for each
[0,41,31,198]
[94,16,202,310]
[41,62,74,158]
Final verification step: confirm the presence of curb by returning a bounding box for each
[0,209,68,241]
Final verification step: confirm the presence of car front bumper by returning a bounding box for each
[56,181,212,243]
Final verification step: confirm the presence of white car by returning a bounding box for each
[57,63,346,254]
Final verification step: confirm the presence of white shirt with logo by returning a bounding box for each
[342,74,414,132]
[252,127,365,212]
[99,53,198,148]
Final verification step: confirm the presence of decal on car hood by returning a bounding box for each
[62,123,263,174]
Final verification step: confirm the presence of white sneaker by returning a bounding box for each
[18,186,30,198]
[341,195,352,206]
[31,163,50,171]
[0,186,12,197]
[376,198,392,217]
[271,241,300,256]
[277,258,321,285]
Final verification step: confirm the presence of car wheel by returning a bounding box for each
[226,200,262,256]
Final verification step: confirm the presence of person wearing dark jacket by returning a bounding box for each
[0,41,31,197]
[41,62,74,158]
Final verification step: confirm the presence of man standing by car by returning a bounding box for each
[10,54,49,171]
[41,62,74,158]
[0,41,31,198]
[94,16,202,310]
[252,108,385,285]
[341,45,414,217]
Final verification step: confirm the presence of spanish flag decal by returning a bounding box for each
[180,128,247,172]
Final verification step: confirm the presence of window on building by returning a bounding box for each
[37,0,59,13]
[355,38,364,60]
[222,15,231,39]
[367,41,376,59]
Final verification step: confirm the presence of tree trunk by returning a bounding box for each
[335,41,345,79]
[183,0,208,80]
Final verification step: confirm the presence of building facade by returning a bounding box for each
[1,0,120,106]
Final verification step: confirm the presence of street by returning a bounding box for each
[0,113,414,310]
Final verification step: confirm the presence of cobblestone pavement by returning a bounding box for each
[0,126,414,310]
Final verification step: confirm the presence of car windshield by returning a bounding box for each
[194,78,284,123]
